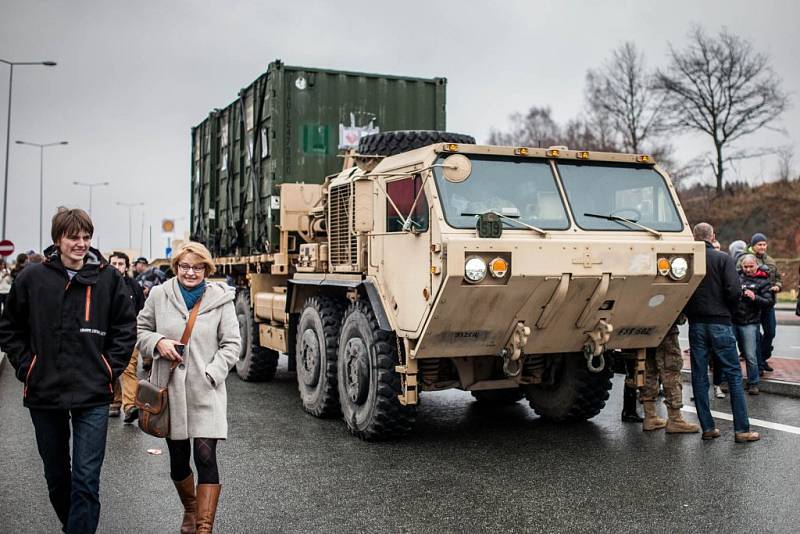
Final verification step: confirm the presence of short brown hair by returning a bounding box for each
[51,207,94,243]
[171,241,216,276]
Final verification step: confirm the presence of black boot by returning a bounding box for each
[621,385,643,423]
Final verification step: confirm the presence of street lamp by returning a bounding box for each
[15,140,68,251]
[72,181,109,216]
[117,201,144,249]
[1,58,58,240]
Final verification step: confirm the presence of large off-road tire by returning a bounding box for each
[357,130,476,157]
[471,388,524,405]
[337,300,416,440]
[296,296,343,417]
[235,291,279,382]
[524,353,613,421]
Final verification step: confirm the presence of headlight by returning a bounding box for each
[669,257,689,280]
[464,257,487,283]
[488,257,509,278]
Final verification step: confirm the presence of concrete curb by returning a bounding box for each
[681,369,800,398]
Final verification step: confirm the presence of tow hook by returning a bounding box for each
[502,322,531,377]
[583,319,613,373]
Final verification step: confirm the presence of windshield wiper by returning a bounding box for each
[461,210,547,236]
[583,212,662,238]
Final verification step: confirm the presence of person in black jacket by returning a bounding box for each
[0,208,136,534]
[734,255,775,395]
[109,251,146,422]
[684,222,759,443]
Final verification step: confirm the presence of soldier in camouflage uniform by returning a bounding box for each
[640,319,699,433]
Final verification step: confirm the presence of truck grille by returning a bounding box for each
[328,183,358,268]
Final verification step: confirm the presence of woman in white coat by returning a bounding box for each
[137,242,240,534]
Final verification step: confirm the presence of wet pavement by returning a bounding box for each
[2,358,800,533]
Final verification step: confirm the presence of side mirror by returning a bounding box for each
[442,154,472,183]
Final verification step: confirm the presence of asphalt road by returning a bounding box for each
[2,360,800,533]
[679,322,800,360]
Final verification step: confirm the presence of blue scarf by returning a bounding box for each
[178,281,206,310]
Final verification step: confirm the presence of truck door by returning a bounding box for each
[372,173,432,334]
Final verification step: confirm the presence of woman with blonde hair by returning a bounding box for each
[137,242,240,533]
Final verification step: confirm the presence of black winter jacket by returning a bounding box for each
[733,269,774,325]
[684,241,742,325]
[123,274,145,313]
[0,247,137,409]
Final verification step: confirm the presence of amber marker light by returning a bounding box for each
[546,149,560,157]
[489,257,509,278]
[657,257,671,276]
[514,147,529,156]
[444,143,459,152]
[637,154,651,162]
[577,151,589,159]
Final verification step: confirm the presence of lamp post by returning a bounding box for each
[72,181,109,216]
[1,59,57,240]
[15,140,68,251]
[117,201,144,249]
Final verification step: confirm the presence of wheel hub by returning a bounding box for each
[344,338,369,405]
[300,330,321,387]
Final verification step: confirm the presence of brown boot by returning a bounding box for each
[173,474,197,534]
[642,401,666,431]
[665,407,700,434]
[196,484,222,534]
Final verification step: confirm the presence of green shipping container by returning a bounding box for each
[190,60,447,257]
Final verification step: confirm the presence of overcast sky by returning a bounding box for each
[1,0,798,258]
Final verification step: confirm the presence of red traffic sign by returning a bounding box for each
[0,240,14,257]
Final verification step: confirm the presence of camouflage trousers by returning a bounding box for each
[640,331,684,409]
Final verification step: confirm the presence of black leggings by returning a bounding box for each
[166,438,219,484]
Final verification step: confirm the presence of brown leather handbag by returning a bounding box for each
[136,298,202,438]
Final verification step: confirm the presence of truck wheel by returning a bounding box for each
[357,130,476,157]
[524,353,613,421]
[337,300,416,440]
[296,296,343,417]
[235,291,279,382]
[471,388,524,405]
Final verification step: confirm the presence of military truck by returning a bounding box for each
[192,63,705,441]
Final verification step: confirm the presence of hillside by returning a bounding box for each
[678,180,800,292]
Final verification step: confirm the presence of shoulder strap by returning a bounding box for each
[179,296,203,345]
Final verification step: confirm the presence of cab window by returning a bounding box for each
[386,175,428,232]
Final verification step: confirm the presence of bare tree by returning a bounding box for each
[487,106,561,147]
[775,145,795,181]
[655,27,789,191]
[585,42,664,153]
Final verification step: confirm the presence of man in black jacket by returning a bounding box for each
[109,251,146,422]
[0,208,137,533]
[734,254,775,395]
[684,222,759,443]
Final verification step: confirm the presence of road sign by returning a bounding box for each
[0,240,14,257]
[162,219,175,233]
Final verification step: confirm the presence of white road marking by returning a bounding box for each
[790,346,800,350]
[682,405,800,435]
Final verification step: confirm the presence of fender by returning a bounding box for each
[287,278,392,331]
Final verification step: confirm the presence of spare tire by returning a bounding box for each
[358,130,475,157]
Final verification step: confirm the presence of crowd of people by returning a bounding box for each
[623,225,796,443]
[0,206,797,533]
[0,208,238,533]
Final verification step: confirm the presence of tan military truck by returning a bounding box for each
[213,130,705,440]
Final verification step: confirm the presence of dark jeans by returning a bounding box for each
[756,306,776,367]
[29,405,109,534]
[689,322,750,433]
[735,324,760,386]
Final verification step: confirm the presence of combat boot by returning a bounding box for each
[665,407,699,434]
[196,484,221,534]
[642,401,666,431]
[174,474,197,534]
[621,386,643,423]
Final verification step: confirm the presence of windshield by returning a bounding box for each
[433,155,569,230]
[557,161,683,231]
